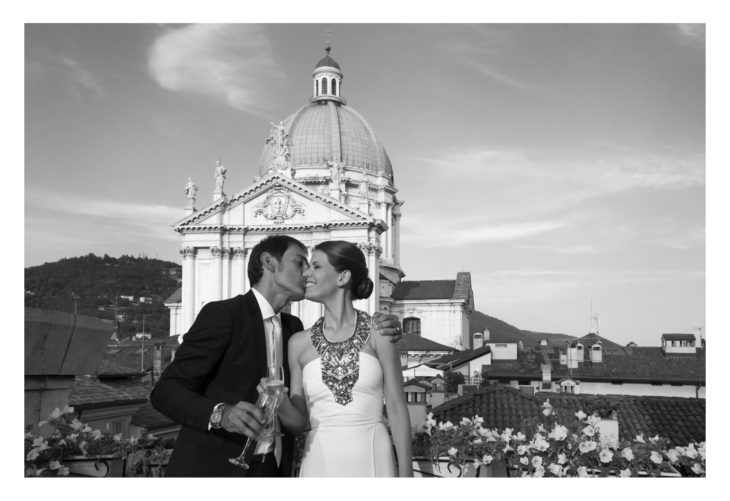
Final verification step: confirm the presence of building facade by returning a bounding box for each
[166,45,475,343]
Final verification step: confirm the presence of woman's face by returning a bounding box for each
[303,250,344,302]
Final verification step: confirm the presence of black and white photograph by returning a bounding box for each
[17,0,723,495]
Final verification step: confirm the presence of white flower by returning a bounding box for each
[438,421,454,431]
[70,418,84,431]
[635,434,646,443]
[579,440,597,454]
[129,436,139,446]
[90,429,103,440]
[113,433,122,442]
[648,434,660,443]
[697,442,706,460]
[532,435,550,452]
[460,417,471,426]
[575,410,587,420]
[685,443,699,459]
[26,449,40,461]
[25,432,33,439]
[38,420,48,428]
[503,444,514,454]
[582,425,596,437]
[49,408,63,420]
[577,466,588,478]
[513,431,526,442]
[650,451,663,464]
[537,424,547,433]
[500,428,513,441]
[82,425,92,433]
[531,456,543,467]
[520,456,529,465]
[586,414,601,427]
[32,437,49,450]
[448,447,458,457]
[533,465,545,477]
[49,460,62,470]
[482,454,494,465]
[666,448,680,464]
[619,468,632,477]
[517,445,529,456]
[58,466,70,476]
[542,408,552,416]
[691,463,703,475]
[472,415,484,426]
[620,447,634,461]
[548,424,568,441]
[472,438,482,444]
[557,453,567,465]
[61,405,74,415]
[548,463,563,476]
[599,448,614,464]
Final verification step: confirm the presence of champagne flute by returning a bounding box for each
[228,367,285,469]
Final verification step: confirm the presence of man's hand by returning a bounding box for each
[371,312,402,343]
[220,401,265,439]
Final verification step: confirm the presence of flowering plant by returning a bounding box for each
[24,406,171,477]
[416,400,705,477]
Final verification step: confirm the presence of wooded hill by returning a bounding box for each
[25,254,181,339]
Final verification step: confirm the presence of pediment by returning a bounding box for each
[174,172,372,232]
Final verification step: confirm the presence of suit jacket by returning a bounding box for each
[150,291,303,477]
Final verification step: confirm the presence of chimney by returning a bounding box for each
[540,339,548,347]
[589,341,603,363]
[568,344,578,369]
[576,342,585,362]
[473,332,484,349]
[483,328,490,342]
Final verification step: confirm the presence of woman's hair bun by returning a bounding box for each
[354,277,374,300]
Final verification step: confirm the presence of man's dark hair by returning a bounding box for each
[247,234,306,285]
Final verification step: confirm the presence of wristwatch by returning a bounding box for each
[209,403,229,429]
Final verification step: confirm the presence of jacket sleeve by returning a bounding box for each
[150,301,233,433]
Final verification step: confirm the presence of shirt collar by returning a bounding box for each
[251,287,277,321]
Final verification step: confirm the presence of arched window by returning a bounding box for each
[332,79,337,96]
[322,78,328,94]
[403,317,421,335]
[316,80,319,96]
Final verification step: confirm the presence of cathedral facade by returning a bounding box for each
[166,46,474,350]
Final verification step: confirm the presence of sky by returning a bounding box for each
[23,21,707,347]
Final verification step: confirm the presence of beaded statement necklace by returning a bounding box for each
[310,309,371,406]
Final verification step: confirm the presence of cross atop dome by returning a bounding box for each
[312,38,344,104]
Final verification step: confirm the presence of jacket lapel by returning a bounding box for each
[242,290,267,379]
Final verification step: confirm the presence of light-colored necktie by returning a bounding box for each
[268,315,283,466]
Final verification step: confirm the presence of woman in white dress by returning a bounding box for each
[276,241,413,477]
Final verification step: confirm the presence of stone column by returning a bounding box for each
[221,247,232,299]
[392,202,402,266]
[211,246,223,301]
[180,247,196,334]
[231,247,247,296]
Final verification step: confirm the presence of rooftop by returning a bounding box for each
[398,333,457,353]
[431,384,705,446]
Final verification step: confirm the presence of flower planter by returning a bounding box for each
[412,457,508,478]
[65,455,126,477]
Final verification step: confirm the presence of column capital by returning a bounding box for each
[211,246,223,258]
[233,247,247,258]
[180,247,196,259]
[222,247,232,258]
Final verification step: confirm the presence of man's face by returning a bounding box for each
[272,244,310,301]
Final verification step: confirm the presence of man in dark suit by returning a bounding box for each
[150,235,402,477]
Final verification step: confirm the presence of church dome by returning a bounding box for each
[258,45,393,183]
[259,102,393,178]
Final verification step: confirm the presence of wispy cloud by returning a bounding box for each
[148,24,284,118]
[402,218,563,247]
[26,186,181,247]
[676,24,705,48]
[26,55,106,99]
